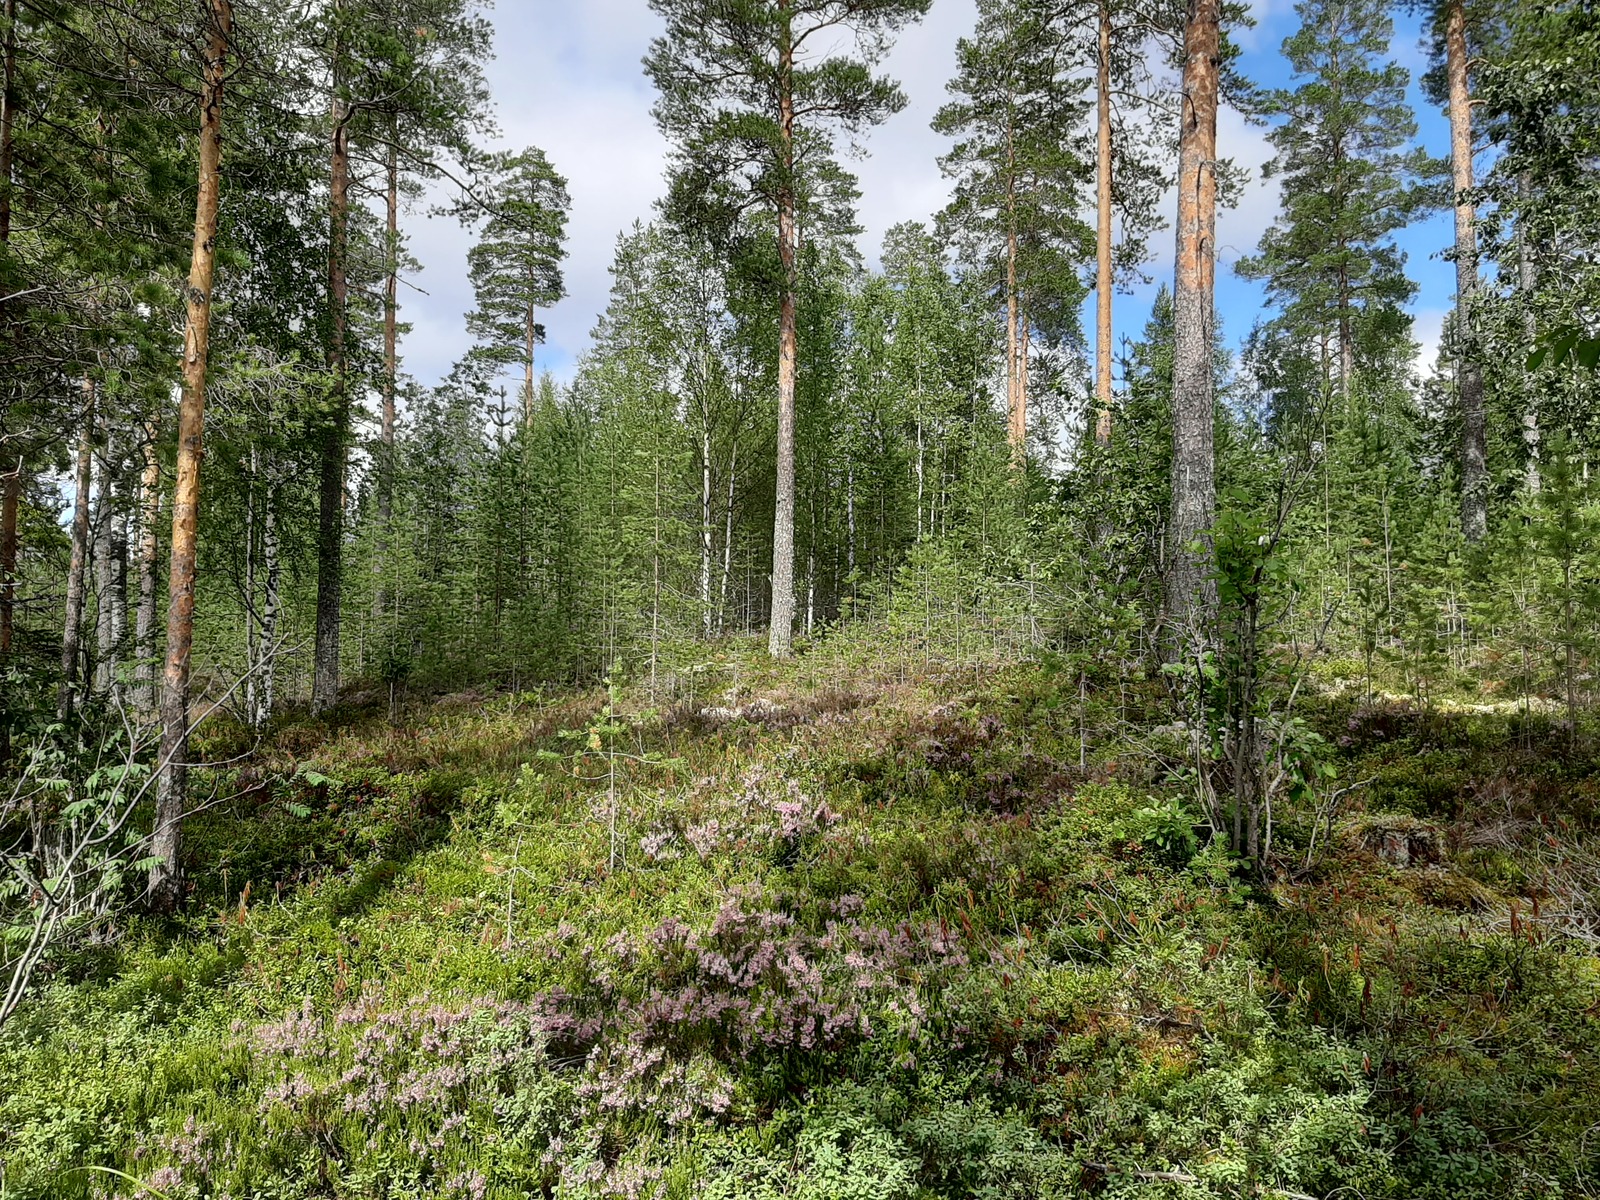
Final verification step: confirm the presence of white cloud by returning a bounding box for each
[397,2,998,389]
[393,1,1298,392]
[1237,0,1297,53]
[1411,306,1447,376]
[398,2,671,389]
[851,0,976,263]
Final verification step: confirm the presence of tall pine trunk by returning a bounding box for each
[150,0,231,909]
[1446,0,1486,543]
[372,136,398,628]
[313,79,351,711]
[1094,0,1114,445]
[1164,0,1220,651]
[523,275,537,427]
[768,5,798,659]
[134,420,161,715]
[1018,301,1030,456]
[59,381,94,721]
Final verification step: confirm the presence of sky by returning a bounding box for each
[395,0,1460,399]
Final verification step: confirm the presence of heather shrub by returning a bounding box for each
[3,663,1600,1199]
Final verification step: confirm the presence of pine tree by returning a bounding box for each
[1235,0,1443,399]
[150,0,234,911]
[643,0,931,659]
[311,0,494,713]
[1165,0,1223,653]
[933,0,1094,460]
[463,147,571,422]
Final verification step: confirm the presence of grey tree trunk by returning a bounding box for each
[1095,0,1114,445]
[1517,173,1540,494]
[93,429,127,697]
[313,82,351,712]
[259,486,281,729]
[719,443,737,637]
[59,381,95,721]
[245,450,281,731]
[768,207,798,652]
[1164,0,1221,653]
[134,420,161,716]
[701,426,714,638]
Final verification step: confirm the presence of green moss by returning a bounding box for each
[3,660,1598,1199]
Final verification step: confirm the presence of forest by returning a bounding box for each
[2,0,1600,1195]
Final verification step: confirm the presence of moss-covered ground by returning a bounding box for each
[3,643,1598,1198]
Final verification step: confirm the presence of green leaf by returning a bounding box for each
[68,1167,175,1200]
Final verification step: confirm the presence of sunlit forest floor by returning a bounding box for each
[4,635,1600,1199]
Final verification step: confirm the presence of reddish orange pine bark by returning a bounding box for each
[1164,0,1221,650]
[151,0,233,909]
[1446,0,1486,542]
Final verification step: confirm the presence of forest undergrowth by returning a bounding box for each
[3,632,1598,1200]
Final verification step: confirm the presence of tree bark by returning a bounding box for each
[1005,223,1022,458]
[1517,173,1539,494]
[524,280,537,427]
[150,0,231,910]
[134,420,160,715]
[59,381,94,721]
[1446,0,1486,543]
[700,425,713,638]
[1003,94,1025,462]
[257,479,280,728]
[244,446,281,730]
[1017,302,1030,456]
[0,0,16,768]
[93,428,122,696]
[379,136,398,525]
[1164,0,1221,652]
[768,3,798,659]
[1094,0,1114,445]
[0,462,14,658]
[313,73,351,712]
[0,0,14,254]
[719,441,736,636]
[1,456,16,767]
[372,135,398,628]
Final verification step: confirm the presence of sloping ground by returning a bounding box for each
[2,648,1598,1199]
